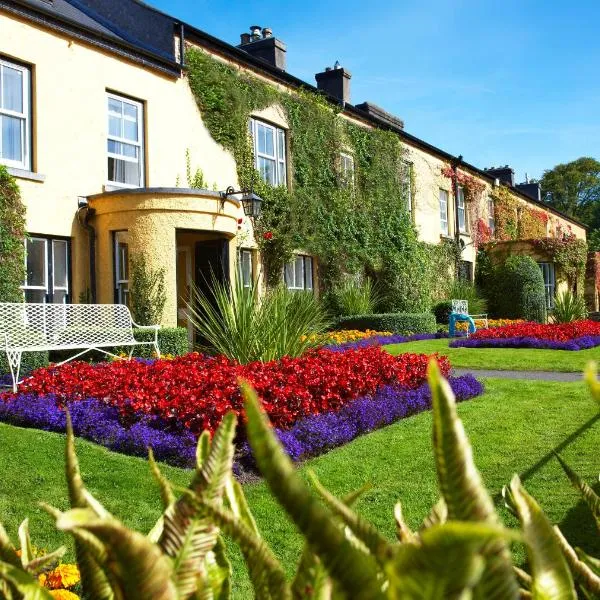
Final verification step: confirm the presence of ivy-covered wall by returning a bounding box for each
[186,47,447,311]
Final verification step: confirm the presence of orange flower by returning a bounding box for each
[44,564,80,589]
[49,590,80,600]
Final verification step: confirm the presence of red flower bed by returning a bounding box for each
[5,347,449,435]
[470,320,600,342]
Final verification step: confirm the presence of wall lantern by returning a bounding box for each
[220,186,263,219]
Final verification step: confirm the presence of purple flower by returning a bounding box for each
[325,331,455,352]
[449,335,600,351]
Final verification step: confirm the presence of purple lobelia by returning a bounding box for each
[450,335,600,351]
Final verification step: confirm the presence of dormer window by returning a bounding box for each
[249,118,286,186]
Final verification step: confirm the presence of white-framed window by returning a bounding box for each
[457,186,467,233]
[284,254,313,292]
[107,93,144,188]
[114,231,129,306]
[0,58,30,170]
[340,152,354,188]
[23,236,70,303]
[538,262,556,310]
[402,160,413,216]
[238,248,253,288]
[439,189,449,236]
[249,118,286,186]
[487,197,495,234]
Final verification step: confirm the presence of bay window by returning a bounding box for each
[284,255,313,292]
[0,58,30,170]
[23,236,70,303]
[249,118,286,186]
[107,93,144,187]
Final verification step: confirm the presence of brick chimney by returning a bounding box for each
[238,26,286,70]
[315,62,351,104]
[484,165,515,187]
[516,181,541,202]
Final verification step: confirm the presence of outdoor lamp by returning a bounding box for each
[220,186,263,219]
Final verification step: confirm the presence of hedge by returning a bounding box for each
[0,351,49,379]
[335,313,437,335]
[111,327,190,358]
[433,301,453,324]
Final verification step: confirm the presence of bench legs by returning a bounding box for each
[5,350,22,393]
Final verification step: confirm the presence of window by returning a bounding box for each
[249,118,286,186]
[340,152,354,188]
[487,197,495,234]
[114,231,129,306]
[238,248,253,288]
[538,262,556,310]
[439,189,449,236]
[402,161,413,215]
[23,236,70,303]
[457,187,467,233]
[458,260,473,282]
[107,93,144,187]
[0,58,30,170]
[284,255,313,291]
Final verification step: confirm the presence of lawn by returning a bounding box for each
[386,337,600,372]
[0,378,598,598]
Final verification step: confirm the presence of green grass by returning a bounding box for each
[0,379,598,598]
[385,337,600,372]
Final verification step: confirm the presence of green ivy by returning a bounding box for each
[185,48,448,309]
[0,166,26,302]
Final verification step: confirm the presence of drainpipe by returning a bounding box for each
[179,23,185,71]
[452,154,463,278]
[76,203,97,303]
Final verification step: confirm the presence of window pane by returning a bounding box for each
[277,129,285,160]
[258,156,276,185]
[304,257,313,290]
[25,289,46,303]
[26,238,47,287]
[123,118,138,142]
[108,115,121,137]
[52,290,68,304]
[123,102,137,119]
[108,97,122,114]
[240,250,252,287]
[52,240,68,288]
[284,262,294,287]
[108,157,140,185]
[294,256,303,287]
[257,124,267,154]
[1,115,23,162]
[2,65,23,113]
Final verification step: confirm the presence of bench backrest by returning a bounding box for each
[451,299,469,315]
[0,303,136,349]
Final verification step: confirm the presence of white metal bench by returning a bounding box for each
[451,299,488,334]
[0,302,160,392]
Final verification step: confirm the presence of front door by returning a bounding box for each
[194,238,230,306]
[176,247,193,345]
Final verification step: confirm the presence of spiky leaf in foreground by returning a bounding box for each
[428,359,519,599]
[0,561,54,600]
[584,361,600,407]
[241,380,385,599]
[507,476,576,599]
[553,526,600,596]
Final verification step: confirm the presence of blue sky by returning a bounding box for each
[149,0,600,181]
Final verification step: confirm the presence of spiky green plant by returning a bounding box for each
[186,275,330,363]
[0,362,599,598]
[551,290,587,323]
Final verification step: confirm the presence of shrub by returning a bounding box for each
[132,327,189,357]
[0,350,49,380]
[0,166,26,303]
[187,276,330,363]
[336,312,437,334]
[551,290,587,323]
[447,279,488,315]
[433,301,453,324]
[331,278,379,317]
[128,253,167,325]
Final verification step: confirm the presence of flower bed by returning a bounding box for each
[0,375,482,468]
[455,318,524,332]
[326,331,452,351]
[450,320,600,350]
[2,347,450,435]
[305,329,393,346]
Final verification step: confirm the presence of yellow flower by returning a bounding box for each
[44,564,80,589]
[49,590,80,600]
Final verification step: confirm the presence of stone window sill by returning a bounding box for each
[6,167,46,183]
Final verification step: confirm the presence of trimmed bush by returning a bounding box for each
[433,301,453,324]
[0,350,49,379]
[129,327,189,357]
[335,312,437,335]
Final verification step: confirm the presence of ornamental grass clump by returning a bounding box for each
[331,278,380,317]
[187,275,330,363]
[1,362,599,598]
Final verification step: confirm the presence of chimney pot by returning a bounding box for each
[238,26,287,70]
[240,32,251,44]
[262,27,272,38]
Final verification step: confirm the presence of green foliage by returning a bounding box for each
[133,328,189,357]
[0,350,49,378]
[534,236,588,294]
[433,301,453,325]
[186,275,329,363]
[329,278,379,317]
[129,253,167,326]
[184,148,208,189]
[0,166,26,303]
[447,279,488,315]
[551,290,587,323]
[6,362,600,597]
[335,312,437,334]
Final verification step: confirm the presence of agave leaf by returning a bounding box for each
[224,477,259,537]
[57,508,178,600]
[419,498,448,532]
[25,546,66,575]
[514,566,532,589]
[63,416,114,600]
[555,453,600,531]
[553,526,600,596]
[205,537,232,600]
[242,380,385,600]
[0,561,54,599]
[576,549,600,577]
[0,524,20,567]
[508,475,576,599]
[394,503,417,544]
[17,520,33,568]
[149,448,176,510]
[584,361,600,407]
[428,359,519,600]
[196,430,211,470]
[307,470,393,565]
[202,499,289,600]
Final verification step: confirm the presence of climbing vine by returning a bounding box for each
[0,166,26,302]
[533,233,587,293]
[185,47,437,309]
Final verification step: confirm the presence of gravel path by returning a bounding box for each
[453,368,582,382]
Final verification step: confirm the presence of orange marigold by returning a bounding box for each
[49,590,80,600]
[44,564,80,589]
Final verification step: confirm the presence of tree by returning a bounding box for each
[540,157,600,224]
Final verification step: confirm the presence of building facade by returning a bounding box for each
[0,0,587,341]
